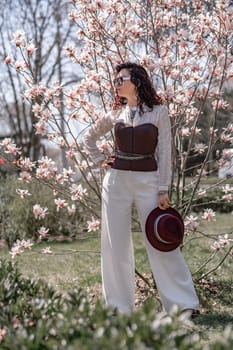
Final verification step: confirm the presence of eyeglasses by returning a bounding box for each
[113,76,131,86]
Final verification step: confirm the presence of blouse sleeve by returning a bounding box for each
[83,113,114,164]
[156,105,172,191]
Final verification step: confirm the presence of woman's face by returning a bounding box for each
[114,68,137,100]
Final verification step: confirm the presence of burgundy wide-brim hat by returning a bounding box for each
[145,207,184,252]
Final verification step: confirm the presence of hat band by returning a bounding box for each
[154,214,173,244]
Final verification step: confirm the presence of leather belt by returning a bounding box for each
[115,150,154,160]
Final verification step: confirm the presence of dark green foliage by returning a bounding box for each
[0,259,232,349]
[190,188,233,213]
[0,175,86,248]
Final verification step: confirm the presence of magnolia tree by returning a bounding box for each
[1,0,233,281]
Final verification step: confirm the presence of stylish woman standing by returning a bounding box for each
[84,62,199,314]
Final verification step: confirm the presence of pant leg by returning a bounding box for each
[133,171,199,313]
[101,169,135,313]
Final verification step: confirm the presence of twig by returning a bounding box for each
[196,244,233,282]
[135,268,152,288]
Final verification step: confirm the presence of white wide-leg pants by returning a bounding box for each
[101,168,199,313]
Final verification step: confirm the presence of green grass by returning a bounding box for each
[3,236,103,292]
[0,213,232,345]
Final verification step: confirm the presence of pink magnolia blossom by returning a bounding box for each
[18,157,35,171]
[225,124,233,133]
[35,121,47,135]
[23,84,46,100]
[12,30,25,46]
[198,189,207,197]
[70,183,88,200]
[95,0,104,10]
[6,144,19,155]
[53,189,58,196]
[46,88,57,100]
[55,174,65,184]
[41,109,52,121]
[62,167,74,179]
[36,167,50,179]
[56,136,66,147]
[211,234,231,251]
[19,171,32,182]
[33,204,48,220]
[222,193,233,202]
[180,127,190,137]
[69,111,79,119]
[68,10,79,21]
[78,160,90,170]
[54,198,68,211]
[217,158,227,168]
[10,239,33,258]
[219,234,230,247]
[66,149,75,159]
[26,42,37,56]
[220,129,232,143]
[15,60,25,71]
[38,156,55,168]
[65,44,77,59]
[202,208,216,222]
[42,246,52,254]
[67,204,76,215]
[3,141,21,155]
[222,148,233,158]
[50,81,63,95]
[191,126,201,135]
[211,241,221,251]
[212,99,229,110]
[16,189,31,198]
[222,184,233,193]
[5,56,12,64]
[32,103,42,116]
[10,245,23,258]
[194,143,207,154]
[184,215,199,231]
[22,239,34,250]
[0,138,12,147]
[209,127,218,137]
[38,226,49,239]
[87,217,100,232]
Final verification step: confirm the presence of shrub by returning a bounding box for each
[0,175,87,248]
[183,187,233,213]
[0,259,233,349]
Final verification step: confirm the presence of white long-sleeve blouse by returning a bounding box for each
[83,104,172,191]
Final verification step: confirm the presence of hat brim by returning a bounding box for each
[145,207,184,252]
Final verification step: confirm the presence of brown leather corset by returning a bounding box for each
[111,122,158,171]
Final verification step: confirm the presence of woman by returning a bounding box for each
[83,62,199,315]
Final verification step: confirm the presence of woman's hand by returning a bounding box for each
[97,155,115,170]
[97,160,110,170]
[158,191,170,210]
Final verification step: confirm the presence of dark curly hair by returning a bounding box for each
[113,62,162,114]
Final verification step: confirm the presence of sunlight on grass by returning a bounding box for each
[1,214,232,344]
[1,214,233,332]
[1,214,232,292]
[1,235,102,292]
